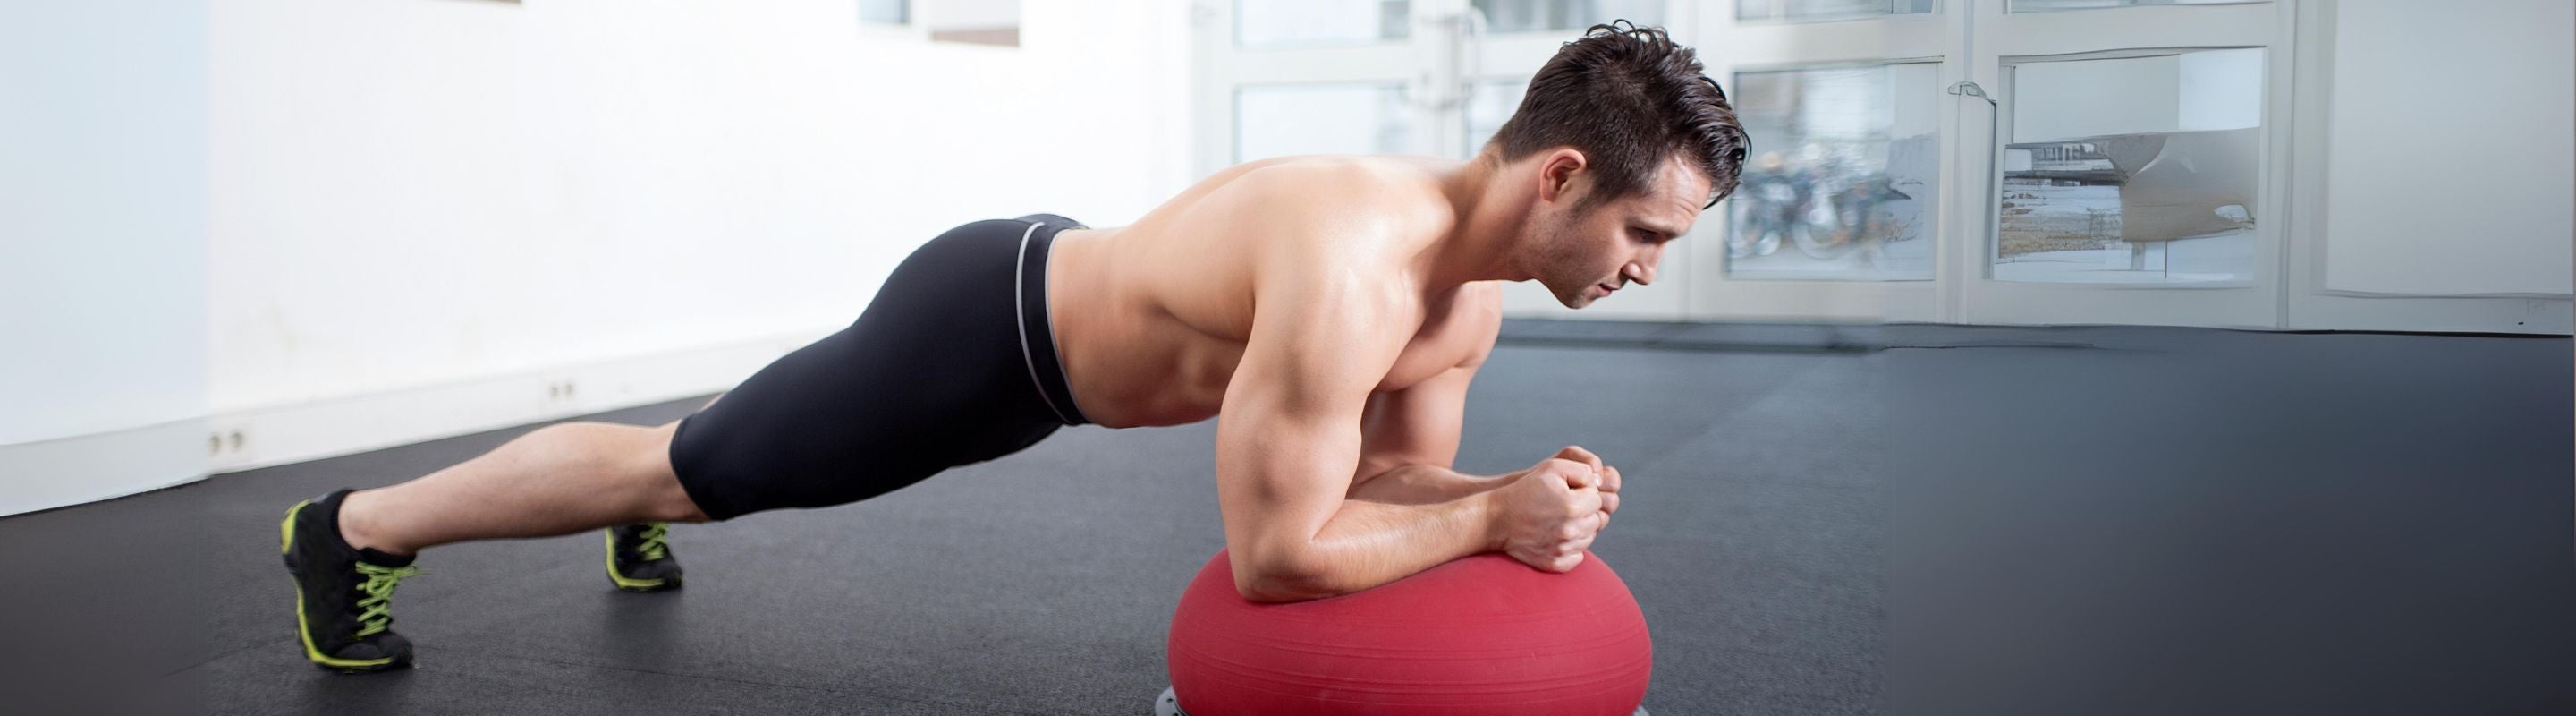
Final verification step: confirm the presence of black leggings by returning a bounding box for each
[668,214,1090,521]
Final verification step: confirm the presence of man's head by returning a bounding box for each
[1484,21,1748,308]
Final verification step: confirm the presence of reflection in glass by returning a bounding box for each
[1471,0,1667,33]
[2010,0,2261,12]
[1725,64,1940,281]
[1996,48,2262,283]
[1463,78,1528,158]
[1237,0,1410,47]
[1236,84,1411,163]
[1736,0,1937,22]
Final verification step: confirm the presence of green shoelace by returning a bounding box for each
[352,561,423,637]
[636,523,670,561]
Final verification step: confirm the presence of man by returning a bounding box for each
[279,21,1747,673]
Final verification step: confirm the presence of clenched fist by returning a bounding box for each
[1488,446,1623,572]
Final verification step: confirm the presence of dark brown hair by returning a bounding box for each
[1487,21,1748,211]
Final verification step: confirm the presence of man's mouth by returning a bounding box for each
[1594,283,1617,297]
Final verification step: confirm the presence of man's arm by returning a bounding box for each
[1345,462,1514,505]
[1215,232,1502,604]
[1341,282,1510,505]
[1345,285,1505,504]
[1346,364,1510,504]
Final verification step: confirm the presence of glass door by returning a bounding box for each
[1952,0,2292,327]
[1690,0,1953,323]
[1194,0,1424,176]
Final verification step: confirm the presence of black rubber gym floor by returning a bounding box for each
[4,321,2570,715]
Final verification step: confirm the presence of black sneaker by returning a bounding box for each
[606,523,682,592]
[279,489,423,674]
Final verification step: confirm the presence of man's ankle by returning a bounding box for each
[335,491,417,558]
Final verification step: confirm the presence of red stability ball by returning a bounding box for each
[1164,549,1652,715]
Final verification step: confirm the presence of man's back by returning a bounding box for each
[1044,155,1504,430]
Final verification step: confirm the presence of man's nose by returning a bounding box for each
[1625,251,1658,286]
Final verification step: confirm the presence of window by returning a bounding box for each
[1238,0,1411,48]
[1736,0,1936,23]
[2009,0,2262,13]
[1235,84,1411,162]
[1724,63,1941,280]
[1995,47,2263,283]
[1471,0,1666,34]
[1462,78,1526,157]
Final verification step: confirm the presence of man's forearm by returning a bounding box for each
[1346,463,1518,505]
[1251,491,1498,602]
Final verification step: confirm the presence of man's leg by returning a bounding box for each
[336,419,708,557]
[284,399,724,672]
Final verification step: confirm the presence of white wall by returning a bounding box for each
[2319,0,2573,297]
[920,0,1024,30]
[212,0,1191,415]
[4,0,1195,515]
[0,1,211,515]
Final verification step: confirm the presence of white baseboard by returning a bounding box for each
[204,328,826,474]
[0,420,208,518]
[0,329,829,518]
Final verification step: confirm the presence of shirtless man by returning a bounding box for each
[277,21,1747,673]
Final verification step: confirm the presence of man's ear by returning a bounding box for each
[1537,148,1588,205]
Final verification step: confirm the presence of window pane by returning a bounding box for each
[1463,78,1527,158]
[1996,48,2263,284]
[1238,0,1410,48]
[859,0,907,24]
[2010,0,2263,12]
[1236,84,1411,162]
[1471,0,1667,34]
[1725,64,1941,281]
[1736,0,1936,23]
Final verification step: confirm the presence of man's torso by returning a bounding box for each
[1043,156,1503,429]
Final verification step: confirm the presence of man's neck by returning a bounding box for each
[1418,152,1529,290]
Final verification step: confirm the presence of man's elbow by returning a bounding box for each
[1232,552,1341,603]
[1235,573,1332,604]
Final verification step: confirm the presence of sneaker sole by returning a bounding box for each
[610,575,683,593]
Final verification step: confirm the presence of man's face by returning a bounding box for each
[1527,153,1712,309]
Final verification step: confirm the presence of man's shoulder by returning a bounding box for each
[1216,158,1465,322]
[1227,157,1456,239]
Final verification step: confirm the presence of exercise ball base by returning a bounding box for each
[1154,686,1647,716]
